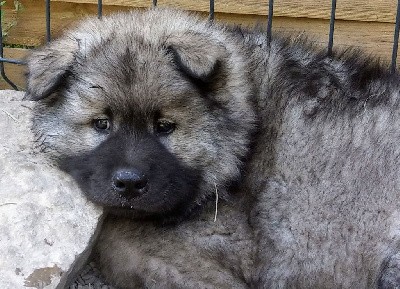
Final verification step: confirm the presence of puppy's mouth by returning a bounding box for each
[102,184,196,222]
[96,182,181,214]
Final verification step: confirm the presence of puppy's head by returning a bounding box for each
[26,8,256,220]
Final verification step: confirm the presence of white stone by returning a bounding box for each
[0,90,104,289]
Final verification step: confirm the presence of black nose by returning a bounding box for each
[112,169,148,198]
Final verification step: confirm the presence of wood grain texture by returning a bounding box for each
[2,0,129,46]
[0,48,28,90]
[51,0,398,23]
[2,0,397,58]
[0,0,398,90]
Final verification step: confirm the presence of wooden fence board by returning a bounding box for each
[2,0,128,46]
[0,48,28,90]
[0,1,398,90]
[2,0,397,57]
[52,0,398,23]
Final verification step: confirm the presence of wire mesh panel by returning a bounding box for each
[391,0,400,73]
[209,0,215,21]
[98,0,103,18]
[0,0,400,90]
[266,0,274,48]
[327,0,337,56]
[0,2,24,90]
[46,0,51,42]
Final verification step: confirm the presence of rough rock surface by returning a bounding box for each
[0,90,104,289]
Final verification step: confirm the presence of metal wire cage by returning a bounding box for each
[0,0,400,90]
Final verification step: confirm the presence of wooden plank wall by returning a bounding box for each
[0,0,398,89]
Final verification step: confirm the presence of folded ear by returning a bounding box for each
[24,38,78,101]
[166,31,228,93]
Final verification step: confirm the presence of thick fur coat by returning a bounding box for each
[26,8,400,289]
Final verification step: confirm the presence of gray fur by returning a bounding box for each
[26,8,400,289]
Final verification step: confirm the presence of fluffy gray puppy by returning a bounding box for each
[25,8,400,289]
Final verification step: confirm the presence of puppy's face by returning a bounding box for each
[26,9,255,219]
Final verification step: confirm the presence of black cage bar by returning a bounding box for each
[0,0,399,89]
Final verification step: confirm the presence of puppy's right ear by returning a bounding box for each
[25,39,78,101]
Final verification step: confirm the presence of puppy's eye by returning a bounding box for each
[155,119,175,135]
[94,118,111,132]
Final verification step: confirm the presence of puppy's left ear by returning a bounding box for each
[24,38,78,101]
[166,31,228,92]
